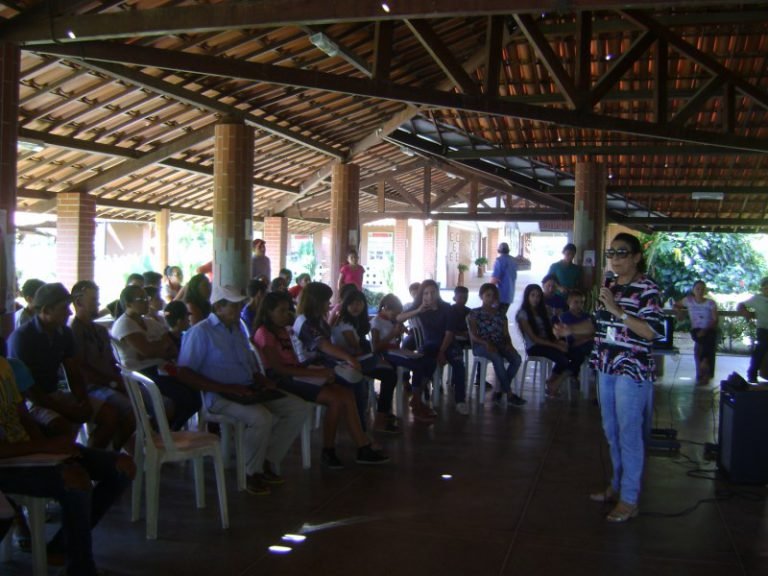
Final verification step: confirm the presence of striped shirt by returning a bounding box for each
[591,274,663,382]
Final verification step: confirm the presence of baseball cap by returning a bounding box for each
[32,282,71,310]
[211,284,248,305]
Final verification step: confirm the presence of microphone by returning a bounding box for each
[603,270,616,289]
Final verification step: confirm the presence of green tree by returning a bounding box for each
[642,232,768,299]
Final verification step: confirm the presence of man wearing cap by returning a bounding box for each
[548,243,582,291]
[251,239,271,281]
[7,283,121,449]
[177,284,310,496]
[491,242,518,315]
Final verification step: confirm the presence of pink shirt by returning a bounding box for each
[339,264,365,290]
[253,326,299,369]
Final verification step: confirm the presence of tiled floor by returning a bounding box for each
[3,348,767,576]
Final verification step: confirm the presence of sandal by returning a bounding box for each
[589,486,618,503]
[606,501,639,523]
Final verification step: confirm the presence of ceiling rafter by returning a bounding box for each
[29,40,768,153]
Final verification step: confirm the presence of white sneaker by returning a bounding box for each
[456,402,469,415]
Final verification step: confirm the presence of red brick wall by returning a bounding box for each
[56,192,96,290]
[264,216,288,273]
[393,219,408,293]
[423,223,437,280]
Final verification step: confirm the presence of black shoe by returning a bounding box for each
[321,448,345,470]
[355,444,390,465]
[507,393,527,406]
[492,392,503,405]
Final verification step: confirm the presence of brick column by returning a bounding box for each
[573,161,607,290]
[487,228,500,270]
[393,219,408,294]
[264,216,288,273]
[213,121,253,292]
[423,222,437,280]
[330,163,360,287]
[57,192,96,289]
[0,43,19,332]
[155,208,170,273]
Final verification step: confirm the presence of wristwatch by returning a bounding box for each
[619,311,629,321]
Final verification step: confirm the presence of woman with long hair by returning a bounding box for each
[516,284,575,398]
[332,290,399,433]
[162,265,184,303]
[253,291,388,468]
[182,273,212,326]
[396,280,447,421]
[555,233,663,522]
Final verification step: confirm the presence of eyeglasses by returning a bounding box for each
[605,248,632,259]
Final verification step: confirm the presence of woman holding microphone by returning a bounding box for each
[555,233,663,522]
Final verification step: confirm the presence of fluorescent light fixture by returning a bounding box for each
[399,146,415,157]
[268,545,292,554]
[692,191,724,200]
[282,534,306,543]
[446,172,457,179]
[605,54,613,61]
[441,474,453,480]
[17,140,44,153]
[309,32,339,57]
[381,3,391,12]
[66,30,76,39]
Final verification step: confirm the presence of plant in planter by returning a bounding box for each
[457,263,469,287]
[474,256,488,277]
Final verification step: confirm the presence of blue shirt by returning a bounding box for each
[492,254,518,304]
[178,312,257,388]
[8,316,75,394]
[414,301,452,352]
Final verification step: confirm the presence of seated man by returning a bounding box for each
[438,286,471,415]
[8,283,121,449]
[14,278,44,330]
[0,355,134,576]
[177,284,310,496]
[70,280,135,449]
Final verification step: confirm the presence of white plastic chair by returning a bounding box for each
[198,394,247,491]
[1,493,47,576]
[519,355,554,399]
[469,355,491,404]
[122,368,229,540]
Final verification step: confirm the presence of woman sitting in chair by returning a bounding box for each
[111,285,200,430]
[516,284,575,398]
[467,283,524,407]
[253,291,387,469]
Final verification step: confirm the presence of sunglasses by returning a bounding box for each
[605,248,632,259]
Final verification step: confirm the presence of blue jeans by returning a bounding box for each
[597,372,651,505]
[472,344,521,394]
[445,345,467,403]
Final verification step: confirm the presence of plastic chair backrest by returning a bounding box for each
[121,369,175,458]
[251,346,267,375]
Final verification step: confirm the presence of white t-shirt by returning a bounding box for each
[111,314,168,370]
[370,316,397,347]
[331,321,357,354]
[682,296,717,330]
[744,294,768,329]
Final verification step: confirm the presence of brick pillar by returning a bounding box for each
[573,161,607,290]
[0,43,19,333]
[264,216,288,273]
[487,228,500,269]
[155,208,170,273]
[330,163,360,287]
[423,223,437,280]
[57,193,96,289]
[213,122,253,292]
[393,219,408,294]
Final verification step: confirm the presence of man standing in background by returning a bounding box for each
[491,242,517,316]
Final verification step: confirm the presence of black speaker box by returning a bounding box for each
[718,378,768,484]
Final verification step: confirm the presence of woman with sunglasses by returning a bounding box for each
[554,233,663,523]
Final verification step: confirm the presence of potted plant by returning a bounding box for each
[457,263,469,287]
[474,256,488,277]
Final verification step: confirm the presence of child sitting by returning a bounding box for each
[438,286,471,414]
[556,289,595,374]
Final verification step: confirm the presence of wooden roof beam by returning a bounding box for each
[30,40,768,154]
[514,14,579,108]
[405,19,479,95]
